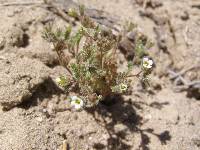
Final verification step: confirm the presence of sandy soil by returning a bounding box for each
[0,0,200,150]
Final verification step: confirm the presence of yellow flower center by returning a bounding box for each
[144,61,149,66]
[120,84,127,91]
[75,99,81,104]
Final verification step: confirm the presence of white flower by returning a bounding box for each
[55,77,61,83]
[142,57,153,69]
[55,76,68,87]
[120,83,128,93]
[70,96,84,110]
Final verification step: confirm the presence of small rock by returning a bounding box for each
[114,123,127,133]
[118,37,135,60]
[126,31,137,42]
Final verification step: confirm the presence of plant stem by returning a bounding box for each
[54,42,73,76]
[127,70,142,77]
[100,50,103,69]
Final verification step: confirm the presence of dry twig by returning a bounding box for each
[43,0,75,24]
[168,65,200,93]
[168,65,200,80]
[0,1,43,7]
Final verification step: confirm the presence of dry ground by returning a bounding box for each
[0,0,200,150]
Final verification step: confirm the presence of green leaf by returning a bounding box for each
[55,28,63,38]
[79,5,85,16]
[64,25,72,39]
[71,63,80,79]
[68,8,78,18]
[127,61,133,71]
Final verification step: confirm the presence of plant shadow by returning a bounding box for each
[86,94,171,150]
[18,78,64,110]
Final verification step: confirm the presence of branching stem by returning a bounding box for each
[127,70,142,77]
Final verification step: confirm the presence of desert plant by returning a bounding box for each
[42,5,153,110]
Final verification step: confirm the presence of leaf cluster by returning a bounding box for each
[42,5,153,107]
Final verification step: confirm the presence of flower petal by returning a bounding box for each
[71,100,76,106]
[75,104,81,109]
[149,60,153,66]
[143,57,148,62]
[146,65,151,69]
[56,77,61,83]
[71,96,78,101]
